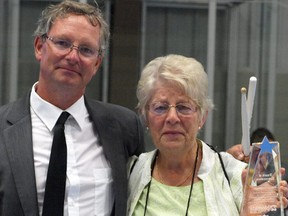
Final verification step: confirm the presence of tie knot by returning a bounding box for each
[56,111,70,125]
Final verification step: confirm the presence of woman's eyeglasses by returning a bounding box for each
[148,102,197,116]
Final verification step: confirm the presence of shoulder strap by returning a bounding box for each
[128,155,139,175]
[216,152,230,185]
[206,143,230,186]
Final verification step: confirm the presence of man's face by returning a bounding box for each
[34,14,102,96]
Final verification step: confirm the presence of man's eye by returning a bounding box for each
[55,39,71,48]
[80,47,94,56]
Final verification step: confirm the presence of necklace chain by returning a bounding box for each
[143,142,200,216]
[156,157,194,186]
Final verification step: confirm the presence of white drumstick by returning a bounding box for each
[241,87,250,156]
[247,76,257,124]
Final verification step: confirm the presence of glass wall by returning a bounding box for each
[141,0,288,159]
[1,0,288,159]
[0,0,110,105]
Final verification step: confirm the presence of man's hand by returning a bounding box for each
[227,144,250,163]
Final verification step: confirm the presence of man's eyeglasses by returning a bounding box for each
[148,102,197,116]
[43,34,102,59]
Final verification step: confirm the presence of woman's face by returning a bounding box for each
[146,82,206,153]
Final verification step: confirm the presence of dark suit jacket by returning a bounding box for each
[0,92,145,216]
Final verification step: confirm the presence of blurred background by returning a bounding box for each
[1,0,288,159]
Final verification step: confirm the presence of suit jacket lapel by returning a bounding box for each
[85,99,125,168]
[3,93,39,215]
[85,99,128,215]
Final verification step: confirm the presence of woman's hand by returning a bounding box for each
[241,168,288,215]
[279,168,288,208]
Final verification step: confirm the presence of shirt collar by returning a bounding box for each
[30,82,88,132]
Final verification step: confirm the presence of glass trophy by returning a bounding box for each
[241,136,284,216]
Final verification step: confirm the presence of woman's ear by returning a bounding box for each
[145,120,149,130]
[199,110,208,129]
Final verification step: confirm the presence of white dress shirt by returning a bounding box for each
[30,83,114,216]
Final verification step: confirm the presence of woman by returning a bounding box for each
[128,54,287,216]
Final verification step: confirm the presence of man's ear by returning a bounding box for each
[92,55,103,76]
[34,36,43,62]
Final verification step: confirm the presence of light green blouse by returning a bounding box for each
[133,178,207,216]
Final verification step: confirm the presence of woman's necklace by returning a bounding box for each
[143,142,200,216]
[156,161,194,186]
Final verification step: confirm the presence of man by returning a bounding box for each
[0,1,144,216]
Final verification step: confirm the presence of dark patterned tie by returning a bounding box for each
[42,112,70,216]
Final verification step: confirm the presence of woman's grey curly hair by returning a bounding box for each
[136,54,214,123]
